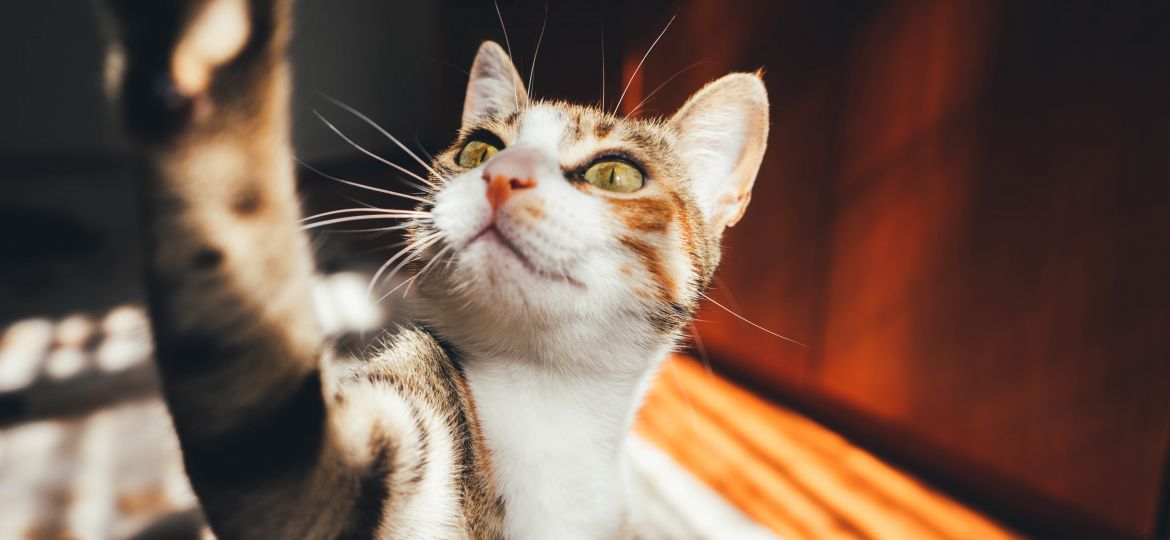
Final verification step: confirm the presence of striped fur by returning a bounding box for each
[101,1,768,538]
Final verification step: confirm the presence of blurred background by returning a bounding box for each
[1,0,1168,539]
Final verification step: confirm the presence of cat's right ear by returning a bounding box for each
[462,41,528,125]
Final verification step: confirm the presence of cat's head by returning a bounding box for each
[413,41,768,366]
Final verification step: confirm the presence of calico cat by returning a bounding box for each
[100,0,768,538]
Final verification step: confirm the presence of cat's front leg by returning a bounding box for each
[99,0,355,535]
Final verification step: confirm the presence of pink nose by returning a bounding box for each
[482,147,542,211]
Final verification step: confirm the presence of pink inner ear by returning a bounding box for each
[669,73,769,229]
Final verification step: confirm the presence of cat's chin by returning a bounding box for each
[464,226,586,290]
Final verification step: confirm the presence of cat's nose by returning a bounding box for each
[482,147,541,211]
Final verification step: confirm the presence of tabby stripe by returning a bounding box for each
[429,330,484,502]
[339,440,395,540]
[405,399,431,486]
[180,370,327,491]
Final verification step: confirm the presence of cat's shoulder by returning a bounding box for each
[332,322,467,404]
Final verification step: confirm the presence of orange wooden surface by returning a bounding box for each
[636,355,1019,540]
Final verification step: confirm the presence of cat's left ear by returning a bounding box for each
[462,41,528,125]
[669,72,769,229]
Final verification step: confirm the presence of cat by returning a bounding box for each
[99,0,768,538]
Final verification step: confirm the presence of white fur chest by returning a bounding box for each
[465,357,652,540]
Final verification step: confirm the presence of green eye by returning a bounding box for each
[457,139,500,168]
[583,160,645,193]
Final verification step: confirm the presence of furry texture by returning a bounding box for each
[101,1,769,538]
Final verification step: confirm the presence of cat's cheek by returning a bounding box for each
[431,174,493,246]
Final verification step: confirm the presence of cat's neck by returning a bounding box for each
[462,344,666,540]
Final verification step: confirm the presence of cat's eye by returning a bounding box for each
[583,159,645,193]
[457,139,500,168]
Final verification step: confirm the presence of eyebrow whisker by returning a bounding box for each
[613,13,677,115]
[494,0,520,111]
[528,1,549,99]
[626,61,708,118]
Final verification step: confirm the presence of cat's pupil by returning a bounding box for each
[457,139,499,168]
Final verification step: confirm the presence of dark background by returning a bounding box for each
[2,1,1168,539]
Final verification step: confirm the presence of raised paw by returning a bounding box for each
[100,0,288,139]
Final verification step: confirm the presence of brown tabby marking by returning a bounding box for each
[612,197,675,234]
[594,119,616,138]
[619,236,675,303]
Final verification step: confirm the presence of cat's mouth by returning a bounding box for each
[468,226,585,289]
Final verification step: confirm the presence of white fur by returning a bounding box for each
[420,103,687,538]
[412,43,771,538]
[463,345,671,539]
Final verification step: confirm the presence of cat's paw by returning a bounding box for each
[99,0,285,138]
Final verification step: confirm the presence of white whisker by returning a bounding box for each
[626,61,707,118]
[426,56,470,77]
[613,13,677,115]
[494,0,519,111]
[413,135,435,162]
[321,95,442,181]
[296,158,433,205]
[323,223,416,235]
[400,178,435,195]
[337,193,378,210]
[700,292,808,348]
[377,273,421,304]
[405,244,455,295]
[313,111,437,189]
[373,234,446,303]
[528,1,549,98]
[302,214,430,230]
[300,208,430,223]
[599,17,606,109]
[367,231,445,297]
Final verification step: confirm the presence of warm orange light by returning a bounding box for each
[636,355,1018,539]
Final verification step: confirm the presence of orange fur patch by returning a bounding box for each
[619,236,676,303]
[611,197,675,234]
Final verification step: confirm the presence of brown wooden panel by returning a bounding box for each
[818,1,1170,536]
[622,0,1170,537]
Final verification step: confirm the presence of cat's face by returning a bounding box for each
[413,42,768,365]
